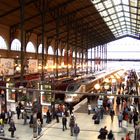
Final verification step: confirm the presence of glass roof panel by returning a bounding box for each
[100,10,108,17]
[111,14,117,20]
[122,0,129,5]
[113,0,121,6]
[108,8,115,14]
[130,0,137,7]
[124,12,130,17]
[115,5,123,12]
[91,0,139,38]
[123,5,129,12]
[118,12,123,17]
[104,16,111,22]
[131,14,136,19]
[119,17,125,21]
[103,0,113,8]
[106,21,112,26]
[130,7,137,14]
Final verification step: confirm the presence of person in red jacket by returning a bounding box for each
[125,132,131,140]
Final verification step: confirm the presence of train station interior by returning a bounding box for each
[0,0,140,140]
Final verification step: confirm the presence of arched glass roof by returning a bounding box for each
[91,0,140,38]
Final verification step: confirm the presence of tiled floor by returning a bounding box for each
[39,113,134,140]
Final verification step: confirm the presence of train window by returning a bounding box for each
[67,85,75,91]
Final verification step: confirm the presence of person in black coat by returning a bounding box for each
[98,126,108,139]
[9,119,16,138]
[46,110,51,123]
[16,105,21,119]
[62,115,67,131]
[133,111,138,128]
[107,130,114,140]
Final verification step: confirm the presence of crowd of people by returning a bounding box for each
[0,70,139,140]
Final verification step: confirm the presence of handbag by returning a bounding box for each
[8,127,12,132]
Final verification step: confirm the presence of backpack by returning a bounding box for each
[69,117,75,127]
[74,126,80,134]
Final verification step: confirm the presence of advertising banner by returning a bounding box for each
[28,59,38,73]
[0,58,14,75]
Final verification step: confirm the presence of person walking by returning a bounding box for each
[62,115,67,131]
[74,123,80,140]
[37,119,42,135]
[110,108,115,123]
[69,114,75,136]
[9,119,16,138]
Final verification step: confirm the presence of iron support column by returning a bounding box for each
[55,12,60,79]
[97,46,99,71]
[41,0,46,81]
[91,46,92,73]
[19,0,25,84]
[101,45,104,70]
[94,47,96,72]
[66,17,70,77]
[74,29,77,76]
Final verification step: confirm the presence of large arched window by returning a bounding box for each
[48,45,54,55]
[0,36,7,50]
[38,44,46,54]
[55,48,61,56]
[73,51,75,58]
[26,41,36,53]
[77,52,79,58]
[11,39,21,51]
[62,49,65,56]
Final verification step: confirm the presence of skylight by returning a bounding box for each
[91,0,140,38]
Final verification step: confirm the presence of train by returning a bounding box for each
[64,69,125,103]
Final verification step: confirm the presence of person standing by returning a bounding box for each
[16,105,21,119]
[74,123,80,140]
[1,110,5,124]
[107,130,114,140]
[118,112,123,127]
[62,115,67,131]
[69,104,74,115]
[7,109,13,124]
[46,109,51,123]
[87,104,92,115]
[23,109,27,125]
[125,132,131,140]
[133,111,138,128]
[9,119,16,138]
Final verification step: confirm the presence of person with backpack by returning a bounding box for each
[69,114,75,136]
[107,130,114,140]
[98,126,108,139]
[74,123,80,140]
